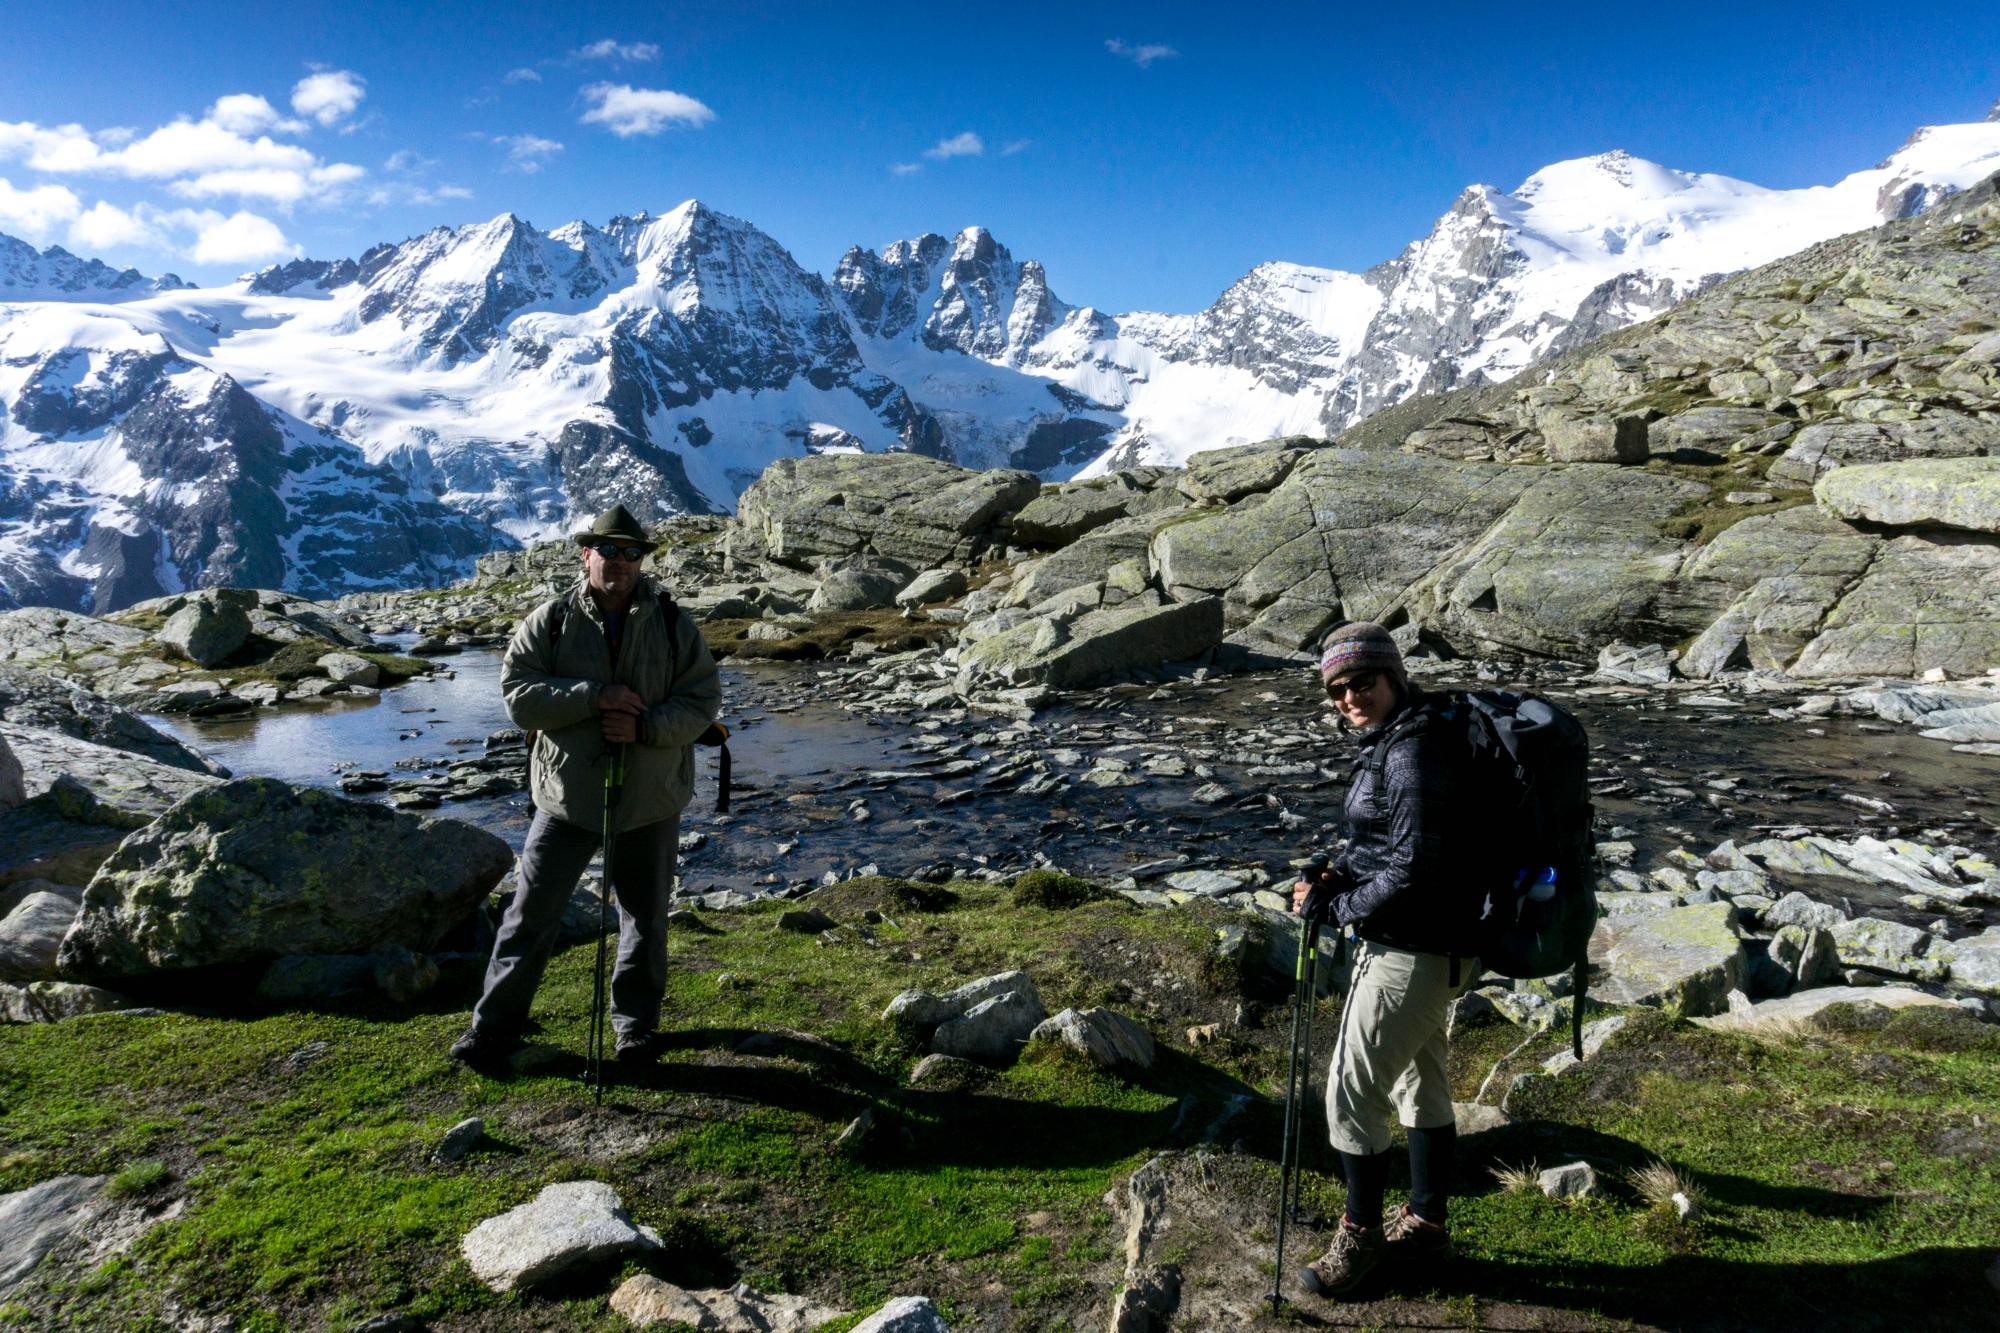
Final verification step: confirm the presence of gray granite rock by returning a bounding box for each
[1029,1007,1156,1071]
[156,600,251,668]
[460,1180,661,1293]
[1815,457,2000,536]
[610,1275,843,1331]
[0,889,81,982]
[1940,927,2000,996]
[850,1295,951,1333]
[931,989,1048,1063]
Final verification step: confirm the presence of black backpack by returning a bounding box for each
[534,591,732,813]
[1371,689,1597,1057]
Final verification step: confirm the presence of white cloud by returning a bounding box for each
[1001,139,1033,156]
[168,162,366,204]
[580,83,715,137]
[889,162,922,177]
[0,120,105,173]
[383,149,434,174]
[68,201,162,251]
[208,94,306,136]
[494,134,564,173]
[572,39,661,62]
[291,70,367,127]
[1106,39,1178,68]
[924,131,984,160]
[188,209,296,264]
[0,176,82,241]
[504,67,542,83]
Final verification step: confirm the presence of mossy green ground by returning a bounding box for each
[2,878,1996,1331]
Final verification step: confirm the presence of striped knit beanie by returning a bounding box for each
[1318,621,1407,693]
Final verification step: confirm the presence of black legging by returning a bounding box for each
[1342,1121,1456,1227]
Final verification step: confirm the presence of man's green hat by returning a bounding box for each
[574,503,654,548]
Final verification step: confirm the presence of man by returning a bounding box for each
[451,503,722,1074]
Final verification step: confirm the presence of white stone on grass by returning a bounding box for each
[0,1175,108,1294]
[851,1295,951,1332]
[610,1275,843,1330]
[459,1180,660,1293]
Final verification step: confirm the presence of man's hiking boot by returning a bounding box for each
[449,1029,517,1076]
[614,1031,670,1065]
[1383,1204,1451,1257]
[1299,1216,1384,1298]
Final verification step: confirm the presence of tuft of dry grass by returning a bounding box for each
[1629,1160,1705,1219]
[1490,1160,1542,1195]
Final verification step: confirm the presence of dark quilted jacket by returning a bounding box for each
[1331,698,1477,955]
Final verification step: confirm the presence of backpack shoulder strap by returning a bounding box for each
[1365,698,1446,811]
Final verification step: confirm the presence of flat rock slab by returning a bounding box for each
[1589,902,1748,1016]
[1692,984,1957,1031]
[460,1180,660,1293]
[1814,456,2000,536]
[609,1275,843,1330]
[1939,927,2000,996]
[0,1174,109,1293]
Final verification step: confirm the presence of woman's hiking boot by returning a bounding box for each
[1299,1217,1384,1298]
[1383,1203,1450,1257]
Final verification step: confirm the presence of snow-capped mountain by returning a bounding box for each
[3,108,1997,611]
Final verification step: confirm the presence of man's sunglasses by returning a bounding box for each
[588,542,650,561]
[1324,671,1380,700]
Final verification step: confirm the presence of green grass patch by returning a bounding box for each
[4,883,1997,1329]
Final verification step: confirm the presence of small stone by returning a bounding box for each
[850,1295,951,1333]
[1539,1161,1601,1199]
[776,909,838,934]
[434,1117,485,1164]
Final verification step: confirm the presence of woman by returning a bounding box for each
[1292,621,1472,1299]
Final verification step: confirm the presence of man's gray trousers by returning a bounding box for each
[472,807,679,1042]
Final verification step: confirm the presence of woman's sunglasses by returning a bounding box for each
[1324,671,1380,700]
[588,542,650,561]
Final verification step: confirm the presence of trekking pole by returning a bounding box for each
[1272,859,1328,1313]
[586,742,627,1106]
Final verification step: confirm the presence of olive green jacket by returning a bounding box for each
[500,576,722,833]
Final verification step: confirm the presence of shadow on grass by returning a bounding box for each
[1346,1247,1999,1333]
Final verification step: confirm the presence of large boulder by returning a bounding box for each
[0,608,147,670]
[460,1181,661,1293]
[1787,532,2000,679]
[1673,507,1882,676]
[1177,440,1313,502]
[1540,413,1648,464]
[58,777,513,986]
[955,596,1224,690]
[732,454,1039,571]
[1588,902,1748,1016]
[1153,450,1535,651]
[808,564,908,613]
[155,599,252,668]
[1814,457,2000,536]
[315,652,379,687]
[1011,469,1179,547]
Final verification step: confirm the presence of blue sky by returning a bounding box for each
[2,0,1996,312]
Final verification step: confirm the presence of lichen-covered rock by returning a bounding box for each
[1177,439,1312,502]
[315,652,379,687]
[849,1295,951,1333]
[1541,413,1648,463]
[58,777,512,986]
[0,733,20,810]
[1787,533,2000,679]
[155,599,252,668]
[1589,902,1748,1016]
[0,979,134,1023]
[1830,917,1942,981]
[1011,469,1179,547]
[0,670,225,776]
[808,563,908,613]
[1815,457,2000,536]
[930,989,1048,1063]
[894,568,968,607]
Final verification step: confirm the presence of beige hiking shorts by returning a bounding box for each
[1325,938,1475,1156]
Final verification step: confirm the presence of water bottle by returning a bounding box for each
[1526,866,1557,902]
